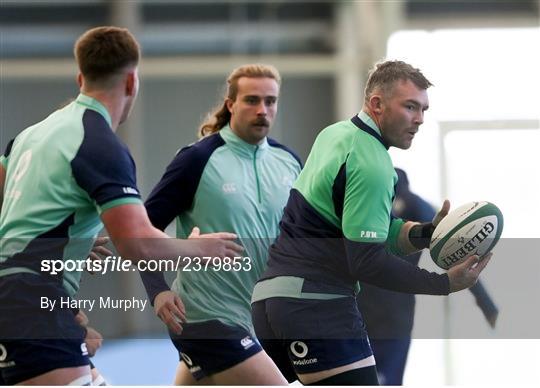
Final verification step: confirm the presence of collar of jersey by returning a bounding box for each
[352,111,390,150]
[76,93,113,128]
[220,124,269,159]
[358,111,382,136]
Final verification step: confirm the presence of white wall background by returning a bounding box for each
[387,27,540,386]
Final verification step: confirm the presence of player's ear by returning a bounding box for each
[225,98,234,114]
[368,95,383,115]
[77,73,83,88]
[125,69,139,97]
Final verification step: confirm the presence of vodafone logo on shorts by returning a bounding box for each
[181,352,193,366]
[0,343,7,361]
[290,341,318,366]
[290,341,308,358]
[0,343,15,367]
[81,343,89,356]
[181,353,202,374]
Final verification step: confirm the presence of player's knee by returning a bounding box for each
[90,366,108,386]
[92,373,107,386]
[306,365,379,385]
[67,374,92,386]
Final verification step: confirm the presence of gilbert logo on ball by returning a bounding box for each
[429,201,504,270]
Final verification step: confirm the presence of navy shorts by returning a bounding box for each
[0,273,89,385]
[252,296,373,380]
[169,319,262,380]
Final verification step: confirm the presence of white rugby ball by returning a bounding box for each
[429,201,504,270]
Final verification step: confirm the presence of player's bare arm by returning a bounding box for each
[101,203,243,263]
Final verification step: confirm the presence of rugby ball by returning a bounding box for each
[429,201,503,270]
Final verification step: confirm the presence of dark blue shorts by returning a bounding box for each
[0,273,89,385]
[169,319,263,380]
[252,296,373,380]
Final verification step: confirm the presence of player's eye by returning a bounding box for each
[265,97,277,106]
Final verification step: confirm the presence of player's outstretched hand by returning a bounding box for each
[154,290,186,335]
[448,252,492,293]
[188,226,237,240]
[188,226,244,260]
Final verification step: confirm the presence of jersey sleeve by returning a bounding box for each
[139,269,170,306]
[341,151,395,243]
[344,239,450,295]
[71,110,141,211]
[385,217,406,255]
[145,134,224,231]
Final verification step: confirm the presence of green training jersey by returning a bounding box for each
[254,112,449,301]
[0,94,142,295]
[141,125,302,333]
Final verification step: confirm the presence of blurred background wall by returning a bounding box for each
[1,1,539,385]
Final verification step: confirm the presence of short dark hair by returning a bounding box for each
[364,60,432,102]
[74,26,140,85]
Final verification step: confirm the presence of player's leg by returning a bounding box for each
[17,365,92,385]
[304,363,379,385]
[170,320,287,385]
[0,338,91,386]
[298,356,378,385]
[0,274,91,385]
[207,350,287,385]
[89,360,108,386]
[262,296,378,385]
[251,300,298,384]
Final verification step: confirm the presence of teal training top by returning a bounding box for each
[141,125,302,333]
[0,94,142,295]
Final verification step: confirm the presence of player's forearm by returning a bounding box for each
[347,239,449,295]
[102,203,207,262]
[112,228,204,263]
[397,221,422,255]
